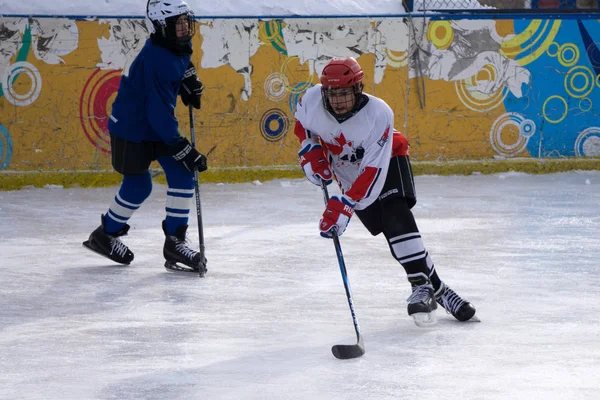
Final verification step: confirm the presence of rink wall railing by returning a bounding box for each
[1,13,600,189]
[406,0,600,12]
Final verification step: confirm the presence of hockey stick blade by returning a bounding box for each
[332,342,365,360]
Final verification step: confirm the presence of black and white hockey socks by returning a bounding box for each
[386,231,441,290]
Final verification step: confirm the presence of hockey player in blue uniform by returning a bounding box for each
[83,0,207,274]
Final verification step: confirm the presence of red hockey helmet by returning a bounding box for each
[320,57,364,89]
[320,57,364,118]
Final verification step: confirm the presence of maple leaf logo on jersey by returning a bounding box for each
[377,126,391,147]
[324,132,364,164]
[324,132,352,156]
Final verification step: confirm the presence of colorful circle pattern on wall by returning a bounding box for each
[501,20,562,66]
[455,64,509,112]
[288,82,314,114]
[574,127,600,156]
[259,20,287,55]
[490,112,536,158]
[264,72,290,102]
[79,69,122,153]
[2,61,42,107]
[260,108,289,142]
[564,65,595,99]
[385,48,408,68]
[542,95,568,124]
[427,21,454,51]
[279,56,313,95]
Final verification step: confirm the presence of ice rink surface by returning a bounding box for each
[1,171,599,400]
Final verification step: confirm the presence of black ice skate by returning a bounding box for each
[163,221,207,276]
[407,280,438,327]
[436,283,479,322]
[82,215,134,265]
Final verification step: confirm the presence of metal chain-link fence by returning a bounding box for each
[408,0,599,11]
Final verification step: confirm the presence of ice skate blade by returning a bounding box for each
[164,261,206,277]
[411,310,438,327]
[82,241,131,265]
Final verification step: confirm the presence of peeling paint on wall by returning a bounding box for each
[1,16,599,174]
[200,19,261,101]
[96,19,149,74]
[0,19,24,86]
[0,17,78,107]
[412,19,530,100]
[29,18,79,65]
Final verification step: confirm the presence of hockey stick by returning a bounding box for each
[321,182,365,359]
[189,104,207,277]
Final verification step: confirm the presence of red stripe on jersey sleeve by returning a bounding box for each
[345,166,379,202]
[294,120,308,143]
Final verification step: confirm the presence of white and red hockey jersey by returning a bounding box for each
[295,84,401,211]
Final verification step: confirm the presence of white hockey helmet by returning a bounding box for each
[146,0,195,42]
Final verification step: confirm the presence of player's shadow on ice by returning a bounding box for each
[3,261,205,330]
[97,343,355,399]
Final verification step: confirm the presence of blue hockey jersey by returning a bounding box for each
[108,39,191,145]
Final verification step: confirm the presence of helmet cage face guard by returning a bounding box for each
[319,58,365,118]
[321,84,363,118]
[165,12,195,44]
[147,0,195,44]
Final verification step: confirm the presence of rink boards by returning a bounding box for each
[1,16,600,187]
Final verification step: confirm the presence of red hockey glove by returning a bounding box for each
[392,131,409,157]
[319,195,355,238]
[298,144,333,186]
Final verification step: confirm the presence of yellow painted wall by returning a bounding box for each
[1,16,599,189]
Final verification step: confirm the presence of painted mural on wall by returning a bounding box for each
[409,17,600,158]
[0,17,79,170]
[505,19,600,157]
[0,16,598,172]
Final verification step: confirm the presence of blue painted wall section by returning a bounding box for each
[504,19,600,157]
[0,124,13,170]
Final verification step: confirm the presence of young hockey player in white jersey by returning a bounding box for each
[294,57,477,326]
